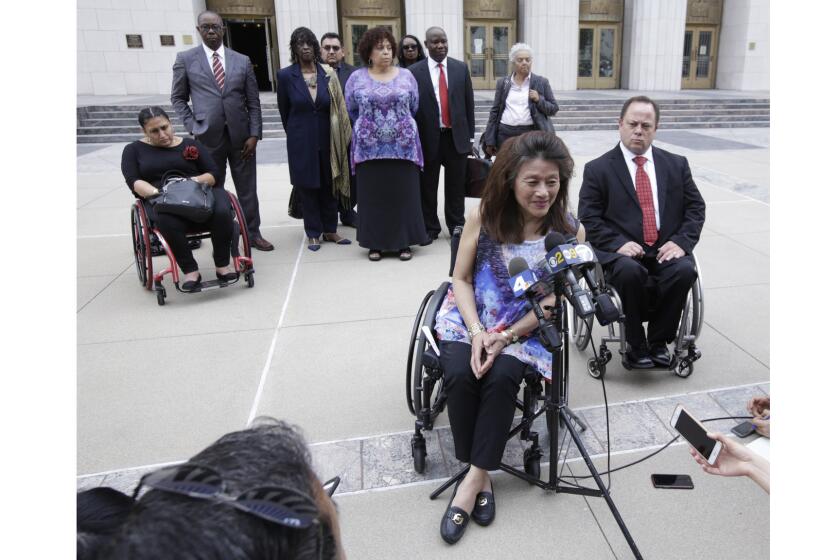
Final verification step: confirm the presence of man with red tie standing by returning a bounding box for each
[578,96,705,369]
[409,27,475,243]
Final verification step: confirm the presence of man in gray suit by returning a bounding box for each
[171,10,273,251]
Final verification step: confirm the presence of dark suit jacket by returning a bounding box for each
[578,143,706,265]
[171,46,262,147]
[408,57,475,156]
[334,61,358,92]
[276,64,331,189]
[483,73,558,147]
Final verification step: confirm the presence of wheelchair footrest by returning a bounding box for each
[176,277,240,293]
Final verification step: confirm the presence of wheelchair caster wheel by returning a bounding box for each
[245,272,254,288]
[523,450,541,480]
[156,290,166,306]
[675,359,694,378]
[587,358,604,379]
[412,441,426,474]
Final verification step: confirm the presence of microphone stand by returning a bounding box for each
[429,280,643,559]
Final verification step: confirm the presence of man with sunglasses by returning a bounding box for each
[171,10,274,251]
[320,32,359,228]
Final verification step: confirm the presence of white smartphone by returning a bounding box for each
[670,405,722,465]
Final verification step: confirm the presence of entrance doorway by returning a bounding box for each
[465,20,514,90]
[577,23,621,89]
[224,19,274,91]
[681,25,718,89]
[343,18,401,68]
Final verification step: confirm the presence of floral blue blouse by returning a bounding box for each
[344,67,424,172]
[434,221,578,380]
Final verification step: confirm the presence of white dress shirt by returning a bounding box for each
[500,73,533,126]
[202,43,226,73]
[427,57,449,128]
[619,142,660,229]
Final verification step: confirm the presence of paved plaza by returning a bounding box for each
[77,92,769,559]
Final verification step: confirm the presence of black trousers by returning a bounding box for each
[497,123,536,149]
[202,126,262,240]
[150,192,233,274]
[441,341,527,470]
[604,254,697,349]
[419,130,467,238]
[298,151,338,239]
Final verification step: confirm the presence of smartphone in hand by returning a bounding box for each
[670,405,722,465]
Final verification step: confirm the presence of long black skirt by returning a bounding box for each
[355,159,427,251]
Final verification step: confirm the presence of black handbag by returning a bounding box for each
[287,186,303,219]
[465,146,492,198]
[152,170,216,222]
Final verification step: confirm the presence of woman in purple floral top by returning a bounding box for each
[434,132,580,545]
[344,27,427,261]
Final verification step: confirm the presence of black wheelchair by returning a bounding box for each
[571,258,704,378]
[130,191,255,306]
[405,230,550,478]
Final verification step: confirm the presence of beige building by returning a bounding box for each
[77,0,768,95]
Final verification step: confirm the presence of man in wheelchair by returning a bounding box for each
[578,96,705,369]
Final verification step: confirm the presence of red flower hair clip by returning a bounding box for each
[183,145,200,160]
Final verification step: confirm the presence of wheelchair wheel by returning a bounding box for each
[131,203,153,290]
[524,448,541,480]
[412,437,427,474]
[587,357,605,379]
[406,289,435,416]
[156,288,166,306]
[675,359,694,378]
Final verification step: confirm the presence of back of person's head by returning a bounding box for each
[480,131,575,243]
[89,418,337,559]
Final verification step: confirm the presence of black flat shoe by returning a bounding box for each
[440,482,470,545]
[182,273,202,292]
[216,270,239,283]
[472,480,495,527]
[625,348,654,369]
[649,343,672,368]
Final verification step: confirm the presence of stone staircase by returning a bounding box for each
[77,97,769,144]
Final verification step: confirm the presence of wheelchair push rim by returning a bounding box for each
[406,289,435,416]
[131,202,153,290]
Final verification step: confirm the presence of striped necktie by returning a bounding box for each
[633,156,658,245]
[212,52,225,90]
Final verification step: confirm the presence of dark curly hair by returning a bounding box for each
[397,34,426,68]
[357,26,397,66]
[289,26,320,64]
[480,131,576,244]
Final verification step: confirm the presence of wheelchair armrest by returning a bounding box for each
[422,347,442,371]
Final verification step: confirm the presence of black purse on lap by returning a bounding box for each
[151,170,216,222]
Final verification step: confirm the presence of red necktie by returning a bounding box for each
[438,63,451,127]
[212,52,225,90]
[633,156,658,246]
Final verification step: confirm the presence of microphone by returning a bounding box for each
[507,257,561,349]
[550,233,620,326]
[543,234,596,319]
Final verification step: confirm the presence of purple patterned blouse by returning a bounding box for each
[344,67,424,172]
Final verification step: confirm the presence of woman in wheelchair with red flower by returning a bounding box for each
[121,106,238,291]
[434,131,580,544]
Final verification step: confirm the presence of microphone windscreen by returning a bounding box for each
[545,232,565,251]
[508,256,530,276]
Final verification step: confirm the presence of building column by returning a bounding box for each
[519,0,578,91]
[621,0,687,91]
[716,0,769,90]
[274,0,338,68]
[404,0,463,63]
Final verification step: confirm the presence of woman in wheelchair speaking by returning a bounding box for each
[434,131,580,544]
[121,106,238,291]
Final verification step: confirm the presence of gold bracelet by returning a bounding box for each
[467,322,485,339]
[502,328,519,344]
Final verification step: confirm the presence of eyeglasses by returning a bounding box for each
[199,24,223,32]
[322,45,342,52]
[402,44,418,50]
[132,463,341,528]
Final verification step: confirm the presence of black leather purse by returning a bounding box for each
[152,170,216,222]
[465,145,492,198]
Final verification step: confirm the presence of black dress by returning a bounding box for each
[121,138,233,274]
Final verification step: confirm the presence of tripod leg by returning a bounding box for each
[566,409,587,433]
[429,464,469,500]
[557,406,644,560]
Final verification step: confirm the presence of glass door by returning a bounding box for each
[577,23,620,89]
[342,18,401,68]
[464,21,514,89]
[682,26,717,89]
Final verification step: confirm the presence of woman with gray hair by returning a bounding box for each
[483,43,559,156]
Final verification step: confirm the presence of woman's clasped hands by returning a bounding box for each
[470,330,510,379]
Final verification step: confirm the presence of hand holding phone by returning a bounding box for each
[670,405,722,465]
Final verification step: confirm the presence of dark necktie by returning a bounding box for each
[438,63,451,127]
[212,52,225,90]
[633,155,658,245]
